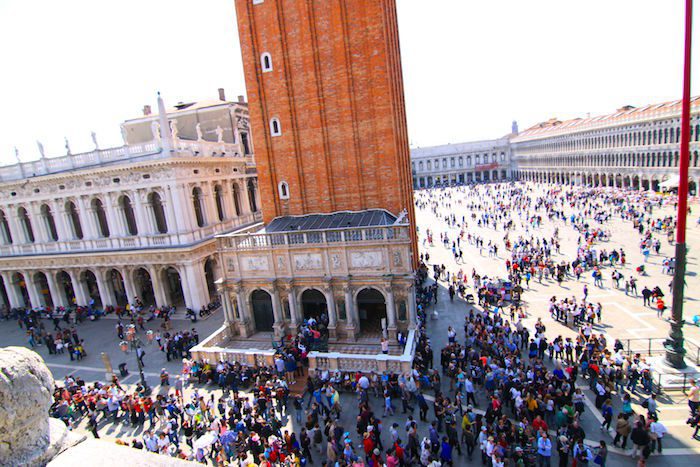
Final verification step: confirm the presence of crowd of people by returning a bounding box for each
[4,180,696,466]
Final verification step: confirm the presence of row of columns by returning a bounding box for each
[0,260,214,312]
[518,170,687,190]
[0,176,259,246]
[415,169,512,188]
[219,281,417,340]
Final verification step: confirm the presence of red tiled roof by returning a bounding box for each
[514,96,700,140]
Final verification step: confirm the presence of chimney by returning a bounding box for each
[238,95,245,103]
[218,88,226,101]
[143,105,152,116]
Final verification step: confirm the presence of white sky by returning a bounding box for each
[0,0,697,165]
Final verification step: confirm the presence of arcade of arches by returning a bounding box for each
[0,255,220,313]
[217,280,416,341]
[516,170,700,195]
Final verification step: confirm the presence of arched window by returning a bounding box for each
[65,201,83,239]
[91,198,110,237]
[40,204,58,241]
[426,161,431,170]
[214,185,225,221]
[148,192,168,234]
[419,161,424,171]
[270,118,281,136]
[119,195,138,236]
[192,187,206,227]
[0,209,12,244]
[261,52,273,72]
[232,183,242,216]
[278,181,290,200]
[18,207,34,243]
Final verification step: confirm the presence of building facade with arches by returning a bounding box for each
[411,136,514,188]
[0,93,262,314]
[215,211,417,341]
[512,97,700,192]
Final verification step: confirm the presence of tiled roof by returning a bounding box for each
[514,96,700,141]
[265,209,398,232]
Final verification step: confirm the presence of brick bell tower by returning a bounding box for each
[235,0,418,267]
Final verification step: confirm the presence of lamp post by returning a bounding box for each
[665,0,693,369]
[120,324,151,394]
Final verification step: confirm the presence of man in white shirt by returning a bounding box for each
[650,417,667,454]
[688,378,700,415]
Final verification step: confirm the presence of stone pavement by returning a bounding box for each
[3,182,700,465]
[414,183,700,465]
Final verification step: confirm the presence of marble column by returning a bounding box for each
[106,194,126,237]
[6,207,23,244]
[45,271,67,308]
[172,184,194,234]
[385,285,397,339]
[324,285,337,339]
[0,272,23,309]
[344,286,357,340]
[121,268,137,306]
[163,186,180,234]
[68,270,89,307]
[23,271,44,308]
[238,178,252,216]
[131,191,150,235]
[408,285,418,330]
[220,287,233,324]
[51,200,71,241]
[287,286,299,328]
[29,203,49,243]
[221,182,236,221]
[184,261,209,311]
[148,266,168,307]
[76,197,96,239]
[202,182,219,225]
[271,285,285,339]
[94,269,113,308]
[234,285,252,337]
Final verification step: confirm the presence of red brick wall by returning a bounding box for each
[235,0,418,266]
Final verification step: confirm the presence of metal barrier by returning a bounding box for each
[623,337,700,365]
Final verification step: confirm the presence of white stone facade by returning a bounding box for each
[0,97,262,313]
[214,219,417,341]
[512,97,700,192]
[411,136,513,188]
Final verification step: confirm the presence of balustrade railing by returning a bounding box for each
[0,139,247,183]
[221,224,410,250]
[0,211,262,257]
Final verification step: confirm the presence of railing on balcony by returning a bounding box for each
[221,224,410,250]
[0,138,252,183]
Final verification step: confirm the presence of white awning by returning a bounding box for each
[659,175,681,189]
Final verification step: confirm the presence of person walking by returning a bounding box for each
[613,413,631,449]
[536,431,552,467]
[688,378,700,416]
[630,420,650,459]
[649,415,667,454]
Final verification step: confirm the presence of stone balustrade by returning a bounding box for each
[0,211,262,257]
[1,139,251,183]
[220,224,410,251]
[189,326,416,373]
